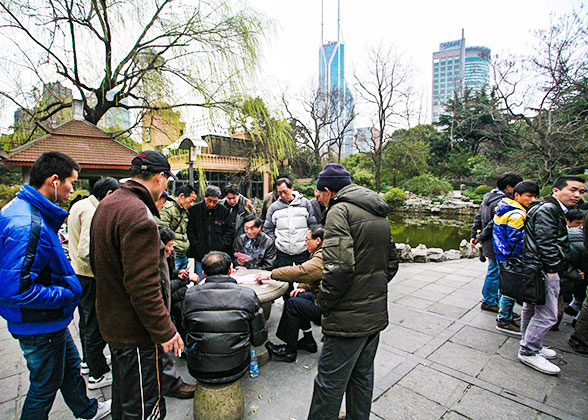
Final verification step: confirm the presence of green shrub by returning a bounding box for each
[401,174,452,197]
[383,188,407,209]
[431,198,445,204]
[295,181,317,200]
[540,185,552,197]
[350,168,375,190]
[474,184,492,195]
[62,189,90,210]
[0,184,21,208]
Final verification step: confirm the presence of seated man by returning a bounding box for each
[257,226,324,362]
[183,252,267,383]
[233,215,276,270]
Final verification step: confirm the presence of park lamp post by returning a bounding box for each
[178,137,208,189]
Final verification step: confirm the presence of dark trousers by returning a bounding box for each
[77,275,109,379]
[111,344,166,420]
[308,333,380,420]
[276,292,320,351]
[274,249,310,268]
[161,350,183,395]
[572,286,588,345]
[15,328,97,420]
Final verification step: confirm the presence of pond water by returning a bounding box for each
[389,212,474,250]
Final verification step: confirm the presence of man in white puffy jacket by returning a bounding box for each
[264,178,318,268]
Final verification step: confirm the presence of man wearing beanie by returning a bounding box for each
[263,177,318,268]
[308,163,399,420]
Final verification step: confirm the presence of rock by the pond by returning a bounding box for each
[413,244,428,263]
[427,248,446,262]
[395,243,414,262]
[444,249,461,260]
[460,239,475,258]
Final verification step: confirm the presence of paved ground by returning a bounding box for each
[1,259,587,420]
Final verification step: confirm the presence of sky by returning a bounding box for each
[246,0,584,124]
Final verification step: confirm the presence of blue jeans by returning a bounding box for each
[15,328,97,420]
[482,257,501,305]
[175,255,189,271]
[497,295,516,325]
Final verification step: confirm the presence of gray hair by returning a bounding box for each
[204,185,221,198]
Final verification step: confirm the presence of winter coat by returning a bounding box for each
[233,232,276,270]
[68,195,100,277]
[560,226,588,298]
[221,195,255,244]
[187,201,234,261]
[471,189,508,258]
[157,199,190,258]
[0,184,82,336]
[261,191,278,221]
[522,196,570,274]
[492,198,528,262]
[310,199,325,225]
[318,184,399,337]
[271,247,323,296]
[90,180,176,348]
[263,191,317,256]
[183,274,267,384]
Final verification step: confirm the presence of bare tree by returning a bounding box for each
[354,45,413,190]
[283,81,355,167]
[492,9,588,182]
[0,0,265,139]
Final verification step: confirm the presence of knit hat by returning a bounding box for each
[317,164,352,192]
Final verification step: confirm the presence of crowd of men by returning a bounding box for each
[1,148,586,419]
[471,173,588,375]
[0,150,399,420]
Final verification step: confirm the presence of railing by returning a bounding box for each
[168,152,249,172]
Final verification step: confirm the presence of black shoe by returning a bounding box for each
[297,335,318,353]
[265,341,297,363]
[564,305,579,317]
[572,318,577,328]
[569,336,588,354]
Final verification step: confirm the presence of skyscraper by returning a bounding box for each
[431,30,490,122]
[318,0,354,158]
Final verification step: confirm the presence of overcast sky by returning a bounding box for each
[246,0,584,123]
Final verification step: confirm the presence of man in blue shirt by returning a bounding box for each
[0,152,111,420]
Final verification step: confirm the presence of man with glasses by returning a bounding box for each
[187,186,234,278]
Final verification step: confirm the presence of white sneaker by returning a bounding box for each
[88,372,113,390]
[91,400,112,420]
[105,354,111,366]
[518,353,561,375]
[540,346,557,360]
[80,361,89,375]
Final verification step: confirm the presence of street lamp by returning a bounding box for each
[178,137,208,189]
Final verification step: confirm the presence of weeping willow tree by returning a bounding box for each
[230,96,294,197]
[0,0,266,141]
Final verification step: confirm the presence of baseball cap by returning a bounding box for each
[131,151,177,180]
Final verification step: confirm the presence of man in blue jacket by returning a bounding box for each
[0,152,111,420]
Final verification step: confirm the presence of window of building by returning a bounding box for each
[434,67,439,72]
[440,78,445,83]
[440,84,445,88]
[440,72,446,77]
[447,65,453,70]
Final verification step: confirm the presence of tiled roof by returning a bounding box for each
[3,119,137,168]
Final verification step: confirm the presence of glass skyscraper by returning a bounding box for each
[431,31,490,122]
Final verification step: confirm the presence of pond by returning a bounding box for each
[389,212,474,250]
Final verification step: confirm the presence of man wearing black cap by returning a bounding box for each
[90,150,182,419]
[308,163,399,420]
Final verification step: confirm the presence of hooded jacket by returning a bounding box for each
[471,188,508,258]
[522,196,570,274]
[183,274,267,384]
[318,184,399,337]
[492,198,528,262]
[0,184,81,335]
[90,180,176,348]
[263,191,317,256]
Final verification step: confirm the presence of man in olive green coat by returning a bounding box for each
[308,164,399,420]
[157,185,197,270]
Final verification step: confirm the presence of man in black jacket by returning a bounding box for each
[233,215,276,270]
[187,186,234,279]
[183,252,267,384]
[471,172,522,312]
[519,175,585,375]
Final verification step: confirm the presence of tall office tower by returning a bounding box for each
[431,30,490,122]
[318,0,354,158]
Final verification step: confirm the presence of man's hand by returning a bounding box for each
[237,257,248,266]
[470,238,478,249]
[255,273,271,283]
[161,332,183,356]
[546,272,557,280]
[189,273,199,284]
[290,288,306,297]
[578,270,584,280]
[178,269,189,280]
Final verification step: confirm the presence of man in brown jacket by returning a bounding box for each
[257,225,324,362]
[90,151,183,420]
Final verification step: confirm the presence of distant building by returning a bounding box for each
[141,103,186,151]
[318,1,354,159]
[431,30,490,122]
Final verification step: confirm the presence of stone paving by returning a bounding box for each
[1,259,587,419]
